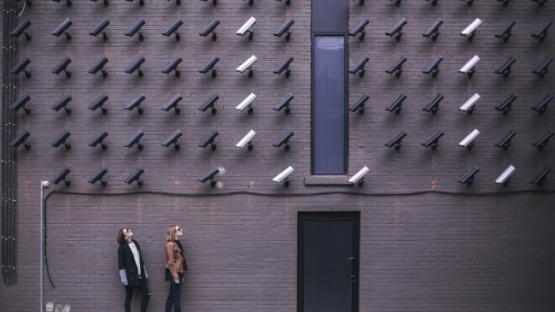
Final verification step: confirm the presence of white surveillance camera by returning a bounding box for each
[348,166,369,186]
[459,93,480,113]
[459,55,480,76]
[236,130,256,150]
[236,55,258,73]
[461,18,482,39]
[495,165,515,185]
[272,166,294,186]
[236,93,256,113]
[237,17,256,38]
[458,129,480,150]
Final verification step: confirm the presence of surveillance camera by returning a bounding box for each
[531,95,552,115]
[385,131,407,150]
[52,168,71,187]
[51,56,72,78]
[11,19,32,41]
[236,93,256,113]
[495,20,515,42]
[349,56,369,77]
[200,0,218,6]
[274,57,294,77]
[530,167,551,186]
[162,94,182,115]
[458,129,480,150]
[386,17,407,41]
[495,94,517,114]
[125,168,144,187]
[51,131,71,150]
[273,130,294,151]
[161,129,183,150]
[236,130,256,151]
[90,0,109,7]
[126,18,145,41]
[52,18,72,40]
[495,165,516,185]
[460,18,482,41]
[349,94,369,114]
[199,56,219,78]
[89,57,109,78]
[199,131,219,150]
[10,94,31,114]
[11,57,32,78]
[459,93,480,114]
[459,55,480,77]
[458,167,479,186]
[422,131,444,150]
[52,96,72,114]
[532,56,552,79]
[88,167,108,186]
[199,94,219,114]
[349,18,369,41]
[199,19,220,41]
[532,130,553,151]
[274,93,294,114]
[198,167,225,187]
[495,129,516,150]
[126,94,146,114]
[386,94,406,114]
[422,94,444,114]
[494,57,516,78]
[272,166,294,186]
[386,56,407,77]
[275,18,294,41]
[236,55,257,77]
[422,18,443,41]
[90,18,110,41]
[53,0,72,6]
[237,17,256,40]
[126,57,145,78]
[163,19,183,41]
[162,57,182,78]
[423,56,443,77]
[348,166,369,186]
[125,130,144,151]
[531,21,552,43]
[88,95,109,114]
[10,129,31,150]
[89,131,109,150]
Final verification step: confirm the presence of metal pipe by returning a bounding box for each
[40,180,49,312]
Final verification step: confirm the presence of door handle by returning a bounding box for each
[348,256,357,282]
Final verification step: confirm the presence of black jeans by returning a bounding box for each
[124,277,150,312]
[165,272,184,312]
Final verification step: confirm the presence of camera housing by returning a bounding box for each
[272,166,294,187]
[88,95,109,114]
[236,130,256,151]
[349,94,369,114]
[126,57,145,78]
[51,56,72,78]
[532,130,553,151]
[236,55,257,77]
[126,18,146,41]
[349,18,369,41]
[163,19,183,41]
[199,94,219,114]
[199,20,220,41]
[125,168,144,187]
[11,19,32,41]
[51,131,71,150]
[274,93,294,114]
[10,130,31,150]
[422,19,443,41]
[349,57,369,77]
[458,167,479,186]
[385,131,407,150]
[52,168,71,187]
[126,94,146,114]
[495,165,516,185]
[348,166,369,186]
[495,57,516,78]
[88,57,109,78]
[531,167,551,186]
[458,129,480,151]
[422,131,444,150]
[10,95,31,114]
[161,129,183,150]
[236,93,256,114]
[199,131,219,150]
[274,57,294,77]
[198,167,225,187]
[386,94,406,114]
[459,55,480,78]
[531,21,552,43]
[495,94,517,114]
[125,130,144,151]
[162,57,182,78]
[52,18,72,40]
[275,18,294,41]
[52,96,72,114]
[423,56,443,77]
[199,56,219,78]
[495,130,516,150]
[273,131,294,151]
[422,94,443,114]
[90,18,110,41]
[162,94,182,115]
[88,167,108,186]
[531,95,553,114]
[11,57,32,78]
[460,18,482,41]
[532,56,552,79]
[89,131,109,150]
[386,18,407,41]
[386,56,407,77]
[237,17,256,40]
[495,20,515,42]
[459,93,481,114]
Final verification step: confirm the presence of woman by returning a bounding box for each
[117,228,151,312]
[165,225,188,312]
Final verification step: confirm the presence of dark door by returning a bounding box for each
[298,212,359,312]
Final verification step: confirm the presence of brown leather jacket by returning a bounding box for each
[165,241,187,280]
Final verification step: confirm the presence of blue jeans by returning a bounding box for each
[165,272,184,312]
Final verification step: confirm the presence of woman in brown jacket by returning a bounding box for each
[165,225,188,312]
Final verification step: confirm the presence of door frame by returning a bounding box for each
[297,211,360,312]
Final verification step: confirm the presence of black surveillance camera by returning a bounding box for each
[162,58,182,78]
[11,19,32,41]
[199,131,219,150]
[201,0,218,6]
[52,18,72,41]
[494,57,516,78]
[349,57,369,77]
[162,94,182,114]
[88,95,109,114]
[531,21,552,43]
[198,167,224,187]
[276,0,291,6]
[423,94,443,114]
[532,56,552,79]
[52,167,71,187]
[89,57,109,78]
[532,130,553,151]
[458,167,479,186]
[52,96,72,114]
[423,56,443,77]
[495,130,516,150]
[349,94,369,114]
[126,57,145,78]
[51,131,71,150]
[390,0,401,6]
[530,167,551,186]
[386,56,407,77]
[273,93,294,114]
[273,131,294,151]
[161,129,183,151]
[531,95,553,115]
[495,94,517,114]
[422,131,444,150]
[349,18,369,42]
[200,20,220,41]
[126,18,146,41]
[423,19,443,41]
[125,130,144,151]
[10,95,31,114]
[125,168,144,187]
[199,57,220,78]
[52,0,72,6]
[163,19,183,41]
[274,18,294,41]
[199,94,219,114]
[385,131,407,150]
[126,94,146,114]
[495,20,515,42]
[11,57,32,78]
[89,167,108,186]
[274,57,294,78]
[386,17,407,41]
[89,131,109,150]
[90,0,109,6]
[90,18,110,41]
[125,0,144,6]
[10,130,31,150]
[386,94,407,114]
[51,56,72,78]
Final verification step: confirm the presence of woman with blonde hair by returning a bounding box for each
[165,225,188,312]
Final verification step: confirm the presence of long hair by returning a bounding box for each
[166,225,180,242]
[117,228,127,245]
